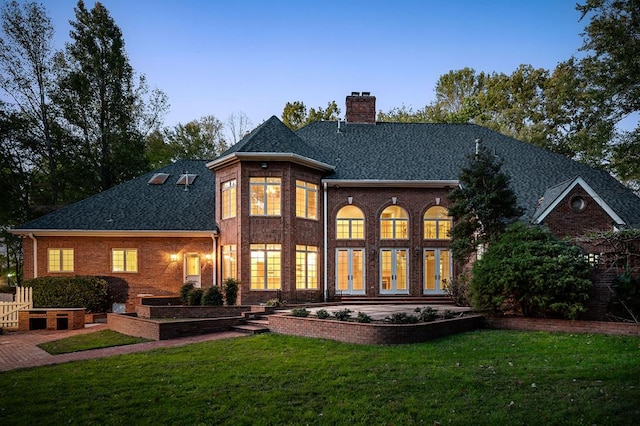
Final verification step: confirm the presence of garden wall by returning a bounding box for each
[485,316,640,337]
[107,313,245,340]
[269,314,484,345]
[135,305,249,319]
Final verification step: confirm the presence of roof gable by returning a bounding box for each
[532,176,625,226]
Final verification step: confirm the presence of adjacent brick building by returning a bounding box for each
[12,93,640,310]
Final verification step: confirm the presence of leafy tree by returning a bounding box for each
[470,223,593,319]
[577,0,640,189]
[282,100,340,130]
[0,1,65,208]
[145,115,229,168]
[53,0,164,195]
[448,144,523,264]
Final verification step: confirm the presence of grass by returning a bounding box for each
[1,330,639,425]
[37,329,151,354]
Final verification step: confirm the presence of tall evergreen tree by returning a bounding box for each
[54,0,150,194]
[448,143,523,264]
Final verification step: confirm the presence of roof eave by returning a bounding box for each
[207,152,335,172]
[9,229,219,238]
[321,179,460,188]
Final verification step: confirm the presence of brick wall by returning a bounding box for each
[23,235,213,311]
[485,316,640,336]
[107,313,245,340]
[269,314,484,345]
[542,186,614,237]
[135,305,249,319]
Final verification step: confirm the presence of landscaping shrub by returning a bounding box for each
[441,309,455,319]
[180,282,196,303]
[186,288,204,306]
[470,223,592,319]
[356,312,372,323]
[445,273,471,306]
[265,298,282,307]
[202,286,224,306]
[416,306,439,322]
[333,308,352,321]
[291,307,310,317]
[316,309,330,319]
[386,312,419,324]
[23,276,109,313]
[95,276,129,305]
[222,278,239,305]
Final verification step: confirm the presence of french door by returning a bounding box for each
[380,248,408,294]
[185,253,201,288]
[424,249,451,294]
[336,248,365,295]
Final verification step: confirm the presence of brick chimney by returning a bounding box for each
[345,92,376,123]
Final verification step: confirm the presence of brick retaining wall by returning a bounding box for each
[107,313,245,340]
[135,305,249,319]
[269,314,484,345]
[485,316,640,337]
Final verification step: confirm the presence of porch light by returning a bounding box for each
[170,253,179,262]
[205,253,213,261]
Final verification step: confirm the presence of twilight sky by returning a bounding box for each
[45,0,587,130]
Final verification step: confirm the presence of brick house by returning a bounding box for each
[12,92,640,310]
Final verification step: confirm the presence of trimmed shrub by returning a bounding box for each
[265,298,282,307]
[291,307,310,317]
[445,272,471,307]
[609,266,640,322]
[180,282,196,303]
[316,309,330,319]
[356,312,372,323]
[202,286,224,306]
[333,308,352,321]
[186,288,204,306]
[386,312,419,324]
[95,276,129,305]
[23,276,109,313]
[470,223,592,319]
[417,306,439,322]
[223,278,239,305]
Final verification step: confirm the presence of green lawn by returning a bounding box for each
[37,329,151,354]
[1,330,638,425]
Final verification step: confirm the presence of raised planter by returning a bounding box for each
[107,313,245,340]
[269,313,484,345]
[135,305,249,319]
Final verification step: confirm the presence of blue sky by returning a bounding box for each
[46,0,587,130]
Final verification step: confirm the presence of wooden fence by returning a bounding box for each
[0,287,33,329]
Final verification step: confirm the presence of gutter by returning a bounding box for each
[211,231,219,287]
[323,182,328,302]
[28,233,38,278]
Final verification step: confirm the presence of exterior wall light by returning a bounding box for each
[170,253,179,262]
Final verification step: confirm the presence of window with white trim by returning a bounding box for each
[423,206,452,240]
[250,244,281,290]
[48,248,74,272]
[112,249,138,273]
[336,205,364,239]
[296,245,318,289]
[380,206,408,239]
[296,180,318,219]
[221,179,237,219]
[250,177,281,216]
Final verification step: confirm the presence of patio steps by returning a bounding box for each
[338,296,453,305]
[232,322,270,335]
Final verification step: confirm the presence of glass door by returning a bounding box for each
[424,249,451,294]
[185,253,201,287]
[336,248,365,295]
[380,248,408,294]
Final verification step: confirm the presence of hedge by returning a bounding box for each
[23,276,110,313]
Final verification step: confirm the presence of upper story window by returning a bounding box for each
[221,179,237,219]
[424,206,451,240]
[112,249,138,273]
[296,180,318,220]
[380,206,408,239]
[336,205,364,239]
[250,177,281,216]
[48,248,74,272]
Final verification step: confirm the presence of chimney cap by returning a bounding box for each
[361,91,371,96]
[351,91,360,96]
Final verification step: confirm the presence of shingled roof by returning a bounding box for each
[14,159,217,233]
[295,121,640,228]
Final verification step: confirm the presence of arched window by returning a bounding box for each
[380,206,408,239]
[336,206,364,239]
[423,206,451,240]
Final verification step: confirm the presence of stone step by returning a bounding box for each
[232,323,270,335]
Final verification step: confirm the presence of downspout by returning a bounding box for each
[323,182,328,302]
[211,231,218,288]
[28,233,38,278]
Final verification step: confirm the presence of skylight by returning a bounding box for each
[176,173,197,185]
[148,173,170,185]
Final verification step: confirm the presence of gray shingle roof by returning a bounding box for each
[15,159,217,232]
[295,121,640,227]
